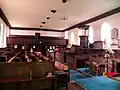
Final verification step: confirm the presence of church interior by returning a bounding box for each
[0,0,120,90]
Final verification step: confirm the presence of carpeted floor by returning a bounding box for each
[70,69,120,90]
[77,68,99,76]
[76,76,120,90]
[70,69,89,81]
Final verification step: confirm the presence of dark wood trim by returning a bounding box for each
[7,36,68,46]
[63,7,120,31]
[111,44,118,45]
[0,8,11,28]
[10,27,64,32]
[9,35,64,39]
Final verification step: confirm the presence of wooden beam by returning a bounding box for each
[11,27,64,32]
[0,8,11,28]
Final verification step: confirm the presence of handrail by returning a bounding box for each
[29,53,40,62]
[7,52,20,63]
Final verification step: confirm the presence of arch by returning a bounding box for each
[89,26,94,43]
[65,31,68,39]
[0,23,3,47]
[70,32,75,44]
[101,22,111,48]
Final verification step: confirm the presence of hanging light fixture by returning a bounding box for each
[60,16,68,20]
[60,1,68,20]
[62,0,67,3]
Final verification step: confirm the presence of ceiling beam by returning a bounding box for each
[63,7,120,32]
[11,27,64,32]
[0,8,12,28]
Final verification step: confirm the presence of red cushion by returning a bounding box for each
[107,72,120,77]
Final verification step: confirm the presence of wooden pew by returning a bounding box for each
[0,48,18,62]
[0,62,30,79]
[34,52,69,89]
[8,52,21,63]
[21,61,56,90]
[0,62,30,90]
[65,52,88,70]
[0,61,57,90]
[54,61,69,90]
[31,60,55,78]
[0,56,7,62]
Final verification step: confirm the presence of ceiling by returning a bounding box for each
[0,0,120,30]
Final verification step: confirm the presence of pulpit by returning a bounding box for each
[79,36,88,48]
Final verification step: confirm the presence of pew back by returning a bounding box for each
[55,61,68,71]
[31,60,55,78]
[0,56,7,62]
[0,62,30,79]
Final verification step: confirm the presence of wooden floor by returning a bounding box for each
[110,76,120,81]
[60,82,86,90]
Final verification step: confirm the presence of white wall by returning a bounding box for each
[68,28,79,45]
[64,28,80,47]
[10,29,64,37]
[64,27,90,47]
[64,13,120,49]
[0,18,9,48]
[89,13,120,41]
[88,13,120,49]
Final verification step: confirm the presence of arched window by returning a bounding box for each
[101,22,111,48]
[89,26,94,43]
[7,27,10,37]
[0,23,3,48]
[3,27,7,47]
[70,32,75,44]
[65,31,68,39]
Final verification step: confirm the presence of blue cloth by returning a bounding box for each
[76,76,120,90]
[77,68,97,76]
[70,69,88,81]
[77,68,89,72]
[70,69,120,90]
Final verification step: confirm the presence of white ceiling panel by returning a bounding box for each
[1,0,120,30]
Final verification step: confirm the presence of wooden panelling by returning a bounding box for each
[7,36,68,46]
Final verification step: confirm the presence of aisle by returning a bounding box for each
[76,76,120,90]
[70,69,120,90]
[70,69,89,81]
